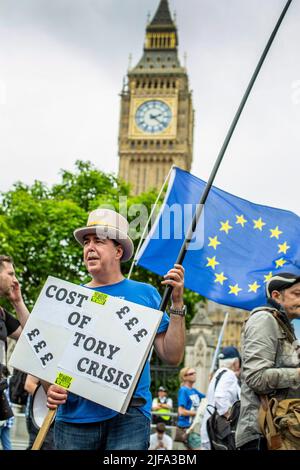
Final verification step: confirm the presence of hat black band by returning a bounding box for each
[267,277,300,297]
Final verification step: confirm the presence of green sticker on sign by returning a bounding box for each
[55,372,73,389]
[91,292,108,305]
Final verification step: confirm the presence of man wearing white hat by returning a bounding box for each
[47,208,186,450]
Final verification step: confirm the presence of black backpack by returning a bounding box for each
[9,369,28,406]
[206,370,240,451]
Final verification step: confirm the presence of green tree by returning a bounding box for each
[0,160,204,399]
[0,160,203,323]
[0,180,85,306]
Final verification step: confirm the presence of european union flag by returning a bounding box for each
[136,168,300,311]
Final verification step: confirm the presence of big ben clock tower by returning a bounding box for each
[118,0,194,194]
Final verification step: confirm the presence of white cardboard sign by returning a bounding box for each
[9,276,163,413]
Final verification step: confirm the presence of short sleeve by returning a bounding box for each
[178,387,188,408]
[4,309,20,337]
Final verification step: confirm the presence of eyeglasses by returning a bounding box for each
[185,371,196,376]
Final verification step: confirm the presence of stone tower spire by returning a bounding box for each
[150,0,173,25]
[118,0,194,194]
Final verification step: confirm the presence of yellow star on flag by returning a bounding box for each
[270,226,283,239]
[236,214,248,227]
[214,272,228,285]
[275,258,287,269]
[206,256,220,270]
[248,281,261,293]
[208,236,221,250]
[278,242,290,255]
[264,272,273,283]
[220,220,233,235]
[253,217,266,231]
[229,284,242,296]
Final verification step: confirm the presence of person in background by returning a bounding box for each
[149,422,173,450]
[0,255,30,366]
[175,367,205,447]
[200,346,241,450]
[236,272,300,451]
[0,257,29,451]
[0,255,29,332]
[151,386,173,424]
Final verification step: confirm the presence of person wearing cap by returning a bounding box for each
[46,208,186,450]
[200,346,241,450]
[151,386,173,424]
[236,272,300,451]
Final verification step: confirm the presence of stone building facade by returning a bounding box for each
[185,301,249,393]
[118,0,194,194]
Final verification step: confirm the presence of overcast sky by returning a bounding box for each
[0,0,299,214]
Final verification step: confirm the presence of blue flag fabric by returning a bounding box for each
[293,321,300,339]
[136,167,300,311]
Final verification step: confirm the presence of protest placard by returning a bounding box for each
[9,276,163,413]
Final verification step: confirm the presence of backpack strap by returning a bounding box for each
[258,396,282,450]
[214,369,227,391]
[271,311,295,344]
[251,306,276,316]
[0,306,5,320]
[251,307,295,344]
[206,370,228,417]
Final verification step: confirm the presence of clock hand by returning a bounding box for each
[150,114,164,124]
[150,113,162,119]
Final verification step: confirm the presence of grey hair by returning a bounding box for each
[219,357,239,369]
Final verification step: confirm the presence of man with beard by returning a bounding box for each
[236,272,300,450]
[46,208,186,450]
[0,255,29,363]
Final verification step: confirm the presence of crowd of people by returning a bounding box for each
[0,208,300,451]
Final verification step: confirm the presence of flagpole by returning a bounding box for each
[209,312,230,374]
[127,165,174,280]
[159,0,293,311]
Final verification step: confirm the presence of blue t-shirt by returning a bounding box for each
[56,278,169,423]
[177,386,205,428]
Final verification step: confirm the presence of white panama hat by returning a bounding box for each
[73,208,134,262]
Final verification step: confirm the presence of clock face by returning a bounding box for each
[135,100,172,134]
